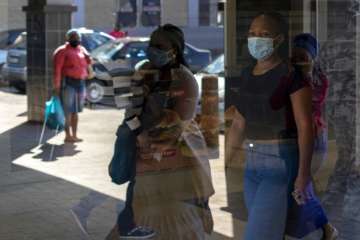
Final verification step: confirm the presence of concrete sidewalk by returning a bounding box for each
[0,89,242,240]
[0,88,356,240]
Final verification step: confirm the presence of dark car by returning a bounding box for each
[0,29,25,69]
[85,37,212,103]
[1,28,114,92]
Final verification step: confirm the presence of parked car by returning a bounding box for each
[0,29,25,81]
[1,28,114,92]
[92,37,212,72]
[85,37,212,103]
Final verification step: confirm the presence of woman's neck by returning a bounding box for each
[253,54,283,76]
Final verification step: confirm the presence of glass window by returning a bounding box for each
[123,41,149,58]
[142,0,161,27]
[82,33,112,52]
[12,33,27,50]
[92,42,124,61]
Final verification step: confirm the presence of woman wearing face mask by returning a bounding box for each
[229,12,314,240]
[284,33,338,240]
[107,24,214,240]
[53,29,91,143]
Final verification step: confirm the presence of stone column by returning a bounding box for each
[319,1,360,238]
[23,0,76,122]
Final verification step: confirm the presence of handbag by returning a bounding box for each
[108,123,136,185]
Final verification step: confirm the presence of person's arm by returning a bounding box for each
[225,106,246,166]
[124,63,155,136]
[290,86,314,193]
[53,48,65,93]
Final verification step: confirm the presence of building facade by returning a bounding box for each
[115,0,220,28]
[1,0,221,32]
[1,0,115,32]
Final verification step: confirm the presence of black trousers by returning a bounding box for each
[117,179,136,233]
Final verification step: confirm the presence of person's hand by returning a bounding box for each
[53,88,61,96]
[293,174,311,205]
[224,105,237,121]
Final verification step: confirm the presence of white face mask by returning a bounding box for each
[247,37,275,60]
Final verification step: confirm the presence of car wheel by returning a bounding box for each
[86,79,105,104]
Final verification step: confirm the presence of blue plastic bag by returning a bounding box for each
[286,182,328,238]
[45,96,65,130]
[279,142,328,238]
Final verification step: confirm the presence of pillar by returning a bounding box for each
[23,0,76,122]
[319,0,360,237]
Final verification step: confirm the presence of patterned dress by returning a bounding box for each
[132,65,215,240]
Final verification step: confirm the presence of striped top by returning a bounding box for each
[112,63,171,132]
[112,63,199,134]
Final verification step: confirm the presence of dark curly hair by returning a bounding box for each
[151,24,189,67]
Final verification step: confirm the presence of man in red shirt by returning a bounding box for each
[109,24,127,39]
[53,29,91,143]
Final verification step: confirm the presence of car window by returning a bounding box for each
[12,33,27,50]
[93,42,124,61]
[124,42,148,58]
[81,33,112,52]
[8,30,23,46]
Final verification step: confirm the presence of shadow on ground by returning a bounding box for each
[32,143,81,162]
[0,122,124,239]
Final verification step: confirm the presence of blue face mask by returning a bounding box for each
[146,47,173,68]
[247,37,275,60]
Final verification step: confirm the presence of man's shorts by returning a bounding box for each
[61,77,86,115]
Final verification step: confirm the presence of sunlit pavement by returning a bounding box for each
[0,89,357,240]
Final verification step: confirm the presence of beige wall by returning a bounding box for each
[8,0,27,30]
[85,0,115,30]
[2,0,211,32]
[161,0,188,26]
[3,0,115,31]
[0,0,9,32]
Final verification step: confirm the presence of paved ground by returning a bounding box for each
[0,88,353,240]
